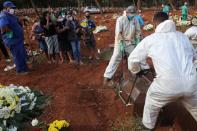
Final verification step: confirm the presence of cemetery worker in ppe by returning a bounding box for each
[185,26,197,51]
[103,6,141,86]
[128,12,197,130]
[0,1,29,74]
[181,2,188,21]
[162,3,170,15]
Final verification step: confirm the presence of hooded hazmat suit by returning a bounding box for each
[128,20,197,129]
[185,26,197,50]
[104,15,141,79]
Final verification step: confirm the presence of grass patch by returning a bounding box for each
[112,116,150,131]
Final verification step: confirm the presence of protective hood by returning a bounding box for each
[155,20,176,33]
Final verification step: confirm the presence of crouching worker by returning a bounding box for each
[185,25,197,51]
[128,12,197,130]
[0,1,29,74]
[103,6,141,86]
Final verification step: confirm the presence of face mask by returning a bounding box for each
[86,16,90,19]
[57,18,64,22]
[127,16,134,21]
[68,17,73,21]
[9,9,15,15]
[62,14,65,18]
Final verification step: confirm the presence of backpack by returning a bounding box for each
[34,25,44,40]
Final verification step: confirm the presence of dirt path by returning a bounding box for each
[0,61,132,131]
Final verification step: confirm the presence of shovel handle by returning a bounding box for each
[126,74,138,104]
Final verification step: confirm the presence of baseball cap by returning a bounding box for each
[3,1,16,8]
[126,6,136,14]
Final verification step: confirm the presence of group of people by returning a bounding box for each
[162,1,188,21]
[31,9,99,65]
[104,5,197,131]
[0,0,197,130]
[32,7,100,65]
[0,1,99,74]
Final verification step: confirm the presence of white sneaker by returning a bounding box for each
[6,59,11,63]
[4,64,16,72]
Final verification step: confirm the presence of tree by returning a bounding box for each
[77,0,81,13]
[137,0,141,10]
[30,0,39,16]
[94,0,104,14]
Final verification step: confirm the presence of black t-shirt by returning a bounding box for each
[40,18,57,37]
[57,19,68,40]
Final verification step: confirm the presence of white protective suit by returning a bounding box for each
[104,15,141,79]
[185,26,197,50]
[128,20,197,129]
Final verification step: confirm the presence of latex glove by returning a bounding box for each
[6,32,13,39]
[135,38,140,45]
[136,69,150,77]
[119,40,125,52]
[130,62,141,74]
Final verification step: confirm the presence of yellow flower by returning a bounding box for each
[48,126,58,131]
[48,120,70,131]
[80,21,88,28]
[0,85,5,88]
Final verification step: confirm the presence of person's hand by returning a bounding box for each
[130,62,141,74]
[46,15,50,21]
[119,40,125,52]
[136,69,150,77]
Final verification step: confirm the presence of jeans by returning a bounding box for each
[71,40,81,62]
[10,41,28,73]
[0,40,9,59]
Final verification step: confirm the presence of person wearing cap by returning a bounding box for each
[162,3,170,15]
[128,12,197,130]
[0,1,29,74]
[185,25,197,51]
[103,6,141,85]
[81,11,99,60]
[181,2,188,21]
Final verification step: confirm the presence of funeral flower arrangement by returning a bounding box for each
[48,120,70,131]
[169,14,192,27]
[0,84,50,130]
[143,24,154,31]
[31,118,70,131]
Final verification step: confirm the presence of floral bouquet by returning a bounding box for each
[191,16,197,26]
[31,119,70,131]
[0,84,51,130]
[143,24,154,31]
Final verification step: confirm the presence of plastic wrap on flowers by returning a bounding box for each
[0,84,51,130]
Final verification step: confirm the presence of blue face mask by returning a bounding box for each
[127,16,134,21]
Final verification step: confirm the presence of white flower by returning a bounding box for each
[8,126,17,131]
[25,86,31,92]
[31,118,39,126]
[3,120,6,126]
[29,93,35,100]
[0,107,11,119]
[29,97,37,110]
[0,127,2,131]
